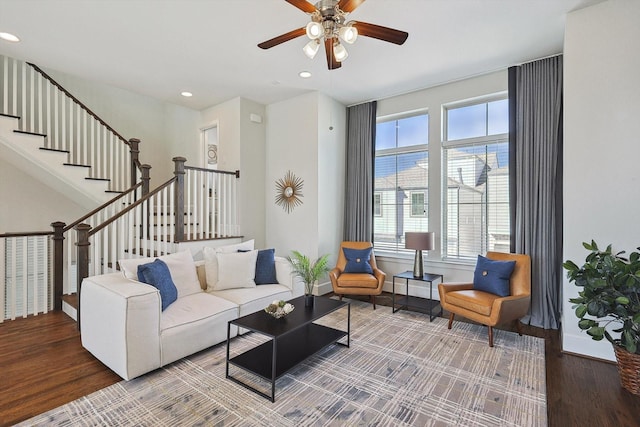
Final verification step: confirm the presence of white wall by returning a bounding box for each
[0,158,86,231]
[44,68,201,183]
[562,0,640,361]
[200,97,267,248]
[375,70,508,295]
[265,91,346,293]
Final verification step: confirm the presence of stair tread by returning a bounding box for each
[14,129,47,137]
[0,112,20,119]
[39,147,70,154]
[63,163,91,168]
[85,177,110,182]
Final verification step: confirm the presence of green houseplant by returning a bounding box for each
[287,251,330,307]
[564,240,640,395]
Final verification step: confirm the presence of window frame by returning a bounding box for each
[373,110,429,257]
[441,93,509,262]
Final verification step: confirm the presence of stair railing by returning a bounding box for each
[0,55,141,191]
[75,158,241,326]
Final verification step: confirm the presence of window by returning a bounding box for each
[442,98,509,260]
[374,113,429,254]
[373,193,382,217]
[411,192,426,217]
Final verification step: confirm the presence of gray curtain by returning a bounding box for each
[509,56,563,329]
[344,101,377,241]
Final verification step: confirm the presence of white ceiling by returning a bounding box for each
[0,0,603,110]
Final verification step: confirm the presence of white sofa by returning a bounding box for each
[80,246,304,380]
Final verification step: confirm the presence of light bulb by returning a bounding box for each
[333,42,348,62]
[339,25,358,44]
[305,21,323,40]
[303,39,320,59]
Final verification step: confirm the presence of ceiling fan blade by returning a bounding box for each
[324,38,342,70]
[285,0,318,13]
[352,21,408,45]
[258,28,306,49]
[338,0,366,13]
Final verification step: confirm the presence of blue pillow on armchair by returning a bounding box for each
[472,255,516,297]
[137,259,178,311]
[343,247,374,274]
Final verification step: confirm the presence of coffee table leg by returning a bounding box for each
[271,338,277,402]
[226,321,231,378]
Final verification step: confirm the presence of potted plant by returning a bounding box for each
[564,240,640,395]
[287,250,330,307]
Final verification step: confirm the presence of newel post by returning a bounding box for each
[141,164,151,197]
[129,138,140,187]
[75,223,91,330]
[51,221,65,311]
[173,157,186,243]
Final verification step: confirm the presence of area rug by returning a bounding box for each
[20,300,546,426]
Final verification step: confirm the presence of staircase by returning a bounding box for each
[1,55,241,323]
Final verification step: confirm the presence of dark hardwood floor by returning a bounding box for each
[1,295,639,427]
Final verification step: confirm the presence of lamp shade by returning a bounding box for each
[405,232,434,251]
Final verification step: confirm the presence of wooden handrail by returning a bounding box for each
[26,62,129,146]
[184,165,240,178]
[63,182,142,233]
[0,231,54,238]
[88,177,177,237]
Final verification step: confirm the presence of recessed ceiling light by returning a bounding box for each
[0,32,20,42]
[299,71,312,79]
[181,91,193,97]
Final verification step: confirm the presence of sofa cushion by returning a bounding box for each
[213,250,258,291]
[342,247,373,274]
[119,250,201,298]
[473,255,515,297]
[137,259,177,311]
[211,284,293,317]
[160,293,239,366]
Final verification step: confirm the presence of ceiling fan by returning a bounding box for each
[258,0,409,70]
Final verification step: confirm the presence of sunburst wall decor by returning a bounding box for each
[275,170,304,214]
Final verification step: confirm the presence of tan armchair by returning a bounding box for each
[437,251,531,347]
[329,241,386,309]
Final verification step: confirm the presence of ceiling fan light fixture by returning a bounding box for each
[339,24,358,44]
[333,41,348,62]
[303,39,321,59]
[305,21,323,40]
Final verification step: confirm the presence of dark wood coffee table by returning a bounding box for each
[225,295,350,402]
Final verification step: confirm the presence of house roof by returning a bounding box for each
[0,0,604,110]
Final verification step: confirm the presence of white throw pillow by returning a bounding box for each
[203,246,219,291]
[215,239,255,254]
[118,250,201,298]
[202,240,255,290]
[214,250,258,291]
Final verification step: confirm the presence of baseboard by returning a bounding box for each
[62,300,77,321]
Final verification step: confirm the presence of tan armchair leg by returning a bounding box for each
[371,295,376,310]
[339,294,343,301]
[488,326,494,347]
[447,313,454,329]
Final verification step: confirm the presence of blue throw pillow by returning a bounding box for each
[473,255,516,297]
[343,247,374,274]
[238,248,278,285]
[137,259,178,311]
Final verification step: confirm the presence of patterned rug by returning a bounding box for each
[20,300,546,426]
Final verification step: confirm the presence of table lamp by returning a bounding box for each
[405,232,434,278]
